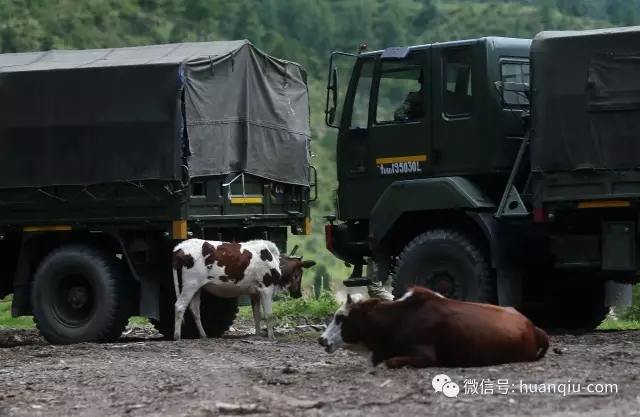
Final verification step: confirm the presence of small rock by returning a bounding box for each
[125,404,145,413]
[282,366,297,375]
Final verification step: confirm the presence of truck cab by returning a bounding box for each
[324,37,530,274]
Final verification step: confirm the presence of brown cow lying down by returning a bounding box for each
[318,286,550,369]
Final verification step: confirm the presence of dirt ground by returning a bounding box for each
[0,324,639,417]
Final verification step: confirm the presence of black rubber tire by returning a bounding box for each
[525,305,609,332]
[30,245,130,345]
[150,285,239,340]
[392,229,496,303]
[519,279,609,332]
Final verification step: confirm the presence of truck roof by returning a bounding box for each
[0,40,311,189]
[359,36,531,58]
[533,25,640,42]
[0,39,306,73]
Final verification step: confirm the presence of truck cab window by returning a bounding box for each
[376,54,424,123]
[443,48,473,116]
[348,59,374,129]
[501,61,530,106]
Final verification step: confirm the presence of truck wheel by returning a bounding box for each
[521,279,609,331]
[30,245,130,345]
[150,286,239,340]
[392,229,496,303]
[528,304,609,332]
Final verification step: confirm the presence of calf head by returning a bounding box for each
[279,256,316,298]
[318,292,379,354]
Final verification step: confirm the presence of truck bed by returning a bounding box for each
[0,172,311,232]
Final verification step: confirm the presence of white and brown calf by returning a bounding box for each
[171,238,315,340]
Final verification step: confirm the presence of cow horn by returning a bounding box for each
[289,245,299,257]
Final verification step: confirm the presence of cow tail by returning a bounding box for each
[533,326,550,360]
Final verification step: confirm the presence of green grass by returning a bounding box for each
[597,319,640,331]
[237,291,340,327]
[0,295,35,329]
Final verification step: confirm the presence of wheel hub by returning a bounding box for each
[436,278,451,295]
[52,274,95,327]
[67,286,89,308]
[425,266,457,298]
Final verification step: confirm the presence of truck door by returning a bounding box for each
[367,49,432,194]
[431,45,475,175]
[335,50,432,220]
[334,56,376,220]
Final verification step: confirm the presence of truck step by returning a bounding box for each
[342,277,373,288]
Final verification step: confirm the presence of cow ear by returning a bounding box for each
[301,260,316,268]
[346,293,353,305]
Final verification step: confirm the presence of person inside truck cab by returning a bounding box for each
[393,70,425,121]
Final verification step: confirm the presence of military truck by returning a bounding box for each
[323,27,640,330]
[0,40,316,344]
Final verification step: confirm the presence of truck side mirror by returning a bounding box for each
[326,67,339,125]
[332,67,339,106]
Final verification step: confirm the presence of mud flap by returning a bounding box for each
[139,278,160,321]
[604,280,633,307]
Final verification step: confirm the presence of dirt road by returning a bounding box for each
[0,325,638,417]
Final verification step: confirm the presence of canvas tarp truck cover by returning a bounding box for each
[0,40,310,189]
[530,27,640,173]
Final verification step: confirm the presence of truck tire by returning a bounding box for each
[392,229,496,303]
[150,285,239,340]
[520,279,609,331]
[30,245,130,345]
[525,304,609,332]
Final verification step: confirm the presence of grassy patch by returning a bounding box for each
[129,316,150,326]
[597,319,640,331]
[237,291,340,327]
[0,295,34,329]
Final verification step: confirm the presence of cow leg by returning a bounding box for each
[258,287,275,340]
[385,346,437,369]
[250,293,262,337]
[174,279,205,341]
[188,289,207,338]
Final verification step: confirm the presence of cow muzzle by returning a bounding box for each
[317,336,339,353]
[289,287,302,299]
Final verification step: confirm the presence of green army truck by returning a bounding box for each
[0,40,316,344]
[323,27,640,331]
